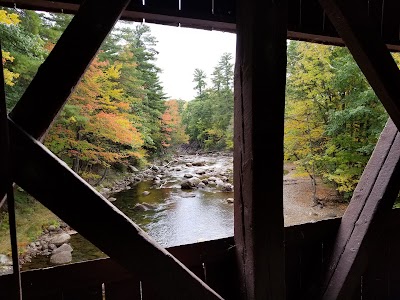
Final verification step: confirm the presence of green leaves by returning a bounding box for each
[285,40,388,200]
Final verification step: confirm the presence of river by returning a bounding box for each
[21,153,348,271]
[22,152,235,270]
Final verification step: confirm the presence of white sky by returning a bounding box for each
[140,23,237,101]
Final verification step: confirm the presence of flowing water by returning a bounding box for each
[22,153,234,270]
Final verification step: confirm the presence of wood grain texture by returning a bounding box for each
[234,0,287,299]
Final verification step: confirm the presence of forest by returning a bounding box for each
[0,7,396,226]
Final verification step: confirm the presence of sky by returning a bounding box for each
[137,22,237,101]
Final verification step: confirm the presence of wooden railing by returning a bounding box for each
[2,209,400,299]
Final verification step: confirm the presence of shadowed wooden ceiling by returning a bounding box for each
[1,0,400,50]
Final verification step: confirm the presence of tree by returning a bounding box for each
[45,57,144,182]
[285,40,387,201]
[0,9,20,87]
[183,53,234,150]
[161,99,189,149]
[193,68,207,97]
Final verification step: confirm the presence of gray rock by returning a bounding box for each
[101,188,111,194]
[226,198,234,204]
[133,203,148,211]
[48,225,57,231]
[50,251,72,265]
[181,180,193,190]
[0,254,12,266]
[198,182,206,188]
[184,174,193,178]
[142,191,150,196]
[49,233,71,246]
[128,165,139,172]
[221,183,234,192]
[192,161,205,166]
[52,243,73,255]
[108,197,117,202]
[188,177,201,187]
[186,163,193,167]
[151,165,160,172]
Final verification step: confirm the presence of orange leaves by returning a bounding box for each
[89,111,143,146]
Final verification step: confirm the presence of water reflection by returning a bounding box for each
[114,182,234,247]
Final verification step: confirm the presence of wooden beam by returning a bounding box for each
[234,0,287,299]
[9,0,132,140]
[0,44,22,300]
[8,118,223,300]
[319,0,400,131]
[321,119,400,299]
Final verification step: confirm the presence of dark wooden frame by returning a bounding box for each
[3,0,400,298]
[234,0,287,299]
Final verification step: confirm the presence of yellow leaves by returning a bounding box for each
[3,68,19,86]
[0,10,20,25]
[2,50,19,86]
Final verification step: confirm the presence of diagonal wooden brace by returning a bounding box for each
[318,0,400,298]
[321,119,400,299]
[8,117,223,299]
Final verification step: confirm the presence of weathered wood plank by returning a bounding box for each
[6,0,400,51]
[0,44,22,300]
[8,119,223,300]
[319,0,400,131]
[321,119,400,299]
[9,0,132,140]
[105,279,141,300]
[234,0,287,299]
[63,285,103,300]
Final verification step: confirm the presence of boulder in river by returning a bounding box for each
[108,197,117,202]
[50,251,72,265]
[142,191,150,196]
[181,180,192,190]
[226,198,234,204]
[49,233,71,246]
[221,183,234,192]
[52,243,73,255]
[133,203,148,211]
[188,177,201,187]
[184,174,193,178]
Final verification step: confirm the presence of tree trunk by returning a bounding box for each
[95,167,108,186]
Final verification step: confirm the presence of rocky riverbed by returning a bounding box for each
[0,152,348,272]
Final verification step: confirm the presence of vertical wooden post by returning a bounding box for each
[0,44,22,300]
[234,0,287,299]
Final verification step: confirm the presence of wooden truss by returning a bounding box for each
[319,0,400,299]
[2,0,400,299]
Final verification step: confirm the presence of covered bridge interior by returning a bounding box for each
[1,0,400,299]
